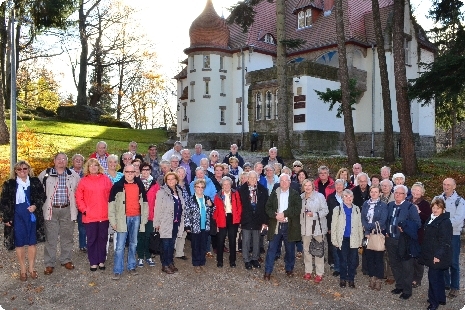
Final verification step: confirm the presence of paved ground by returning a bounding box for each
[1,150,464,309]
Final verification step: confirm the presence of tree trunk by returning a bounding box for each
[451,109,457,147]
[276,0,293,159]
[77,0,88,106]
[335,0,359,165]
[0,4,7,109]
[89,14,103,108]
[393,0,418,174]
[372,0,395,162]
[116,60,124,120]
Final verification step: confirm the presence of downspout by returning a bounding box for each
[241,47,245,150]
[371,44,375,157]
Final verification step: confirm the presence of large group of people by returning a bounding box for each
[1,140,464,310]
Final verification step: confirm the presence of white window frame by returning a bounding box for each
[203,55,210,69]
[298,11,305,29]
[305,9,312,27]
[256,93,262,120]
[264,34,275,44]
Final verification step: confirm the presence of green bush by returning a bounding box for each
[98,115,132,128]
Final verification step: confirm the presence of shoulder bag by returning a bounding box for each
[309,212,325,258]
[366,221,385,251]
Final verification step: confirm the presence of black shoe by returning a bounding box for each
[109,236,113,242]
[217,262,223,268]
[98,265,105,271]
[391,288,403,294]
[260,248,265,254]
[332,271,340,277]
[348,281,355,288]
[339,280,346,288]
[445,286,450,290]
[274,255,280,261]
[176,256,189,261]
[251,260,261,268]
[427,304,438,310]
[399,293,411,300]
[245,262,252,270]
[362,270,368,275]
[230,262,236,268]
[90,267,97,272]
[426,299,445,306]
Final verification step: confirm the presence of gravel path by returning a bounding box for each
[0,226,464,309]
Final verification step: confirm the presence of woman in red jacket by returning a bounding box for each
[213,176,242,268]
[76,158,112,271]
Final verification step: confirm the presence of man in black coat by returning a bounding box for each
[261,147,285,168]
[238,171,268,270]
[179,149,197,185]
[222,144,245,167]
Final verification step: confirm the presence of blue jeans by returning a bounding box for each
[445,235,461,290]
[113,216,140,274]
[338,237,358,282]
[77,211,87,249]
[296,240,303,253]
[161,222,179,267]
[265,223,295,274]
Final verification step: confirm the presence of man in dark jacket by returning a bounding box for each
[222,144,245,167]
[352,172,370,207]
[261,147,285,168]
[263,174,301,280]
[179,149,197,184]
[386,185,421,300]
[238,171,268,270]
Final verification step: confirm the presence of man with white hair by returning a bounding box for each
[261,147,285,168]
[191,144,207,166]
[222,144,245,167]
[350,163,367,186]
[89,141,109,172]
[434,178,465,298]
[119,141,143,168]
[352,173,370,208]
[263,174,301,280]
[386,185,421,300]
[162,141,182,161]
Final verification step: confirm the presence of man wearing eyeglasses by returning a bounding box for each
[386,185,421,300]
[263,174,301,280]
[38,152,81,275]
[108,164,148,280]
[119,141,143,169]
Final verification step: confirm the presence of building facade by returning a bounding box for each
[174,0,436,157]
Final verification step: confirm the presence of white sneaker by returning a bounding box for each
[146,258,155,267]
[137,259,144,267]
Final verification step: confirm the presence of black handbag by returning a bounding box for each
[149,230,162,255]
[309,213,325,258]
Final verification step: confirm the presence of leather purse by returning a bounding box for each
[366,221,385,251]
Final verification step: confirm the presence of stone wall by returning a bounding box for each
[187,133,244,150]
[436,123,465,152]
[187,131,436,158]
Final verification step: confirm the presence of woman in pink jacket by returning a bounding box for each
[76,158,112,271]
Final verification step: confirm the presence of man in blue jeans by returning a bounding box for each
[435,178,465,299]
[263,174,301,280]
[108,164,148,280]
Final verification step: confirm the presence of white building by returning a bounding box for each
[174,0,436,157]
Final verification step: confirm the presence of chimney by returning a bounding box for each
[324,0,334,12]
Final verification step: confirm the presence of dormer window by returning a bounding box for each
[298,9,312,29]
[263,33,275,45]
[203,55,210,69]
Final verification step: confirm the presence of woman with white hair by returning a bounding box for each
[213,176,242,268]
[392,172,412,199]
[208,150,220,174]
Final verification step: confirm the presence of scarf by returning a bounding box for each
[428,214,438,225]
[141,176,153,191]
[16,176,30,204]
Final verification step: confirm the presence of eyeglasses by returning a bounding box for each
[195,186,205,189]
[123,158,132,161]
[343,195,353,198]
[124,171,136,174]
[56,158,67,161]
[211,155,218,157]
[394,192,406,195]
[16,167,28,171]
[293,165,302,168]
[142,168,151,171]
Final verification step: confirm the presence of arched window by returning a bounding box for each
[275,89,279,119]
[305,9,312,27]
[256,93,262,120]
[266,91,272,119]
[298,11,305,29]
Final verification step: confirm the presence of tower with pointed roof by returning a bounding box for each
[174,0,436,157]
